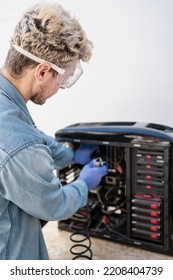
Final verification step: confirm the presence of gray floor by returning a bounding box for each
[43,221,173,260]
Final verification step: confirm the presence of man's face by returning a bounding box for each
[30,60,82,105]
[30,72,61,105]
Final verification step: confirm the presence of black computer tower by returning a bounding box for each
[55,122,173,255]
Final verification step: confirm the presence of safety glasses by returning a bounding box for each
[12,44,83,88]
[57,61,83,88]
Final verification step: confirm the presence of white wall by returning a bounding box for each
[0,0,173,136]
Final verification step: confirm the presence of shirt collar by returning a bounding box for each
[0,74,36,126]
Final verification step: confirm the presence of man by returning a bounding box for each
[0,3,107,259]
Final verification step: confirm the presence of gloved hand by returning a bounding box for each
[74,143,100,165]
[79,159,108,190]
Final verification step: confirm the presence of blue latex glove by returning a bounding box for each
[74,143,100,165]
[79,159,108,190]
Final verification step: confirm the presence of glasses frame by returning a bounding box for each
[12,44,83,88]
[12,44,65,75]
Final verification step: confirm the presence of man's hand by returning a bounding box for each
[74,143,99,165]
[79,159,108,190]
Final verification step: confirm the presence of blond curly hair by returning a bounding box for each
[5,2,93,76]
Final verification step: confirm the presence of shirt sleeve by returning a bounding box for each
[42,133,74,170]
[0,144,88,221]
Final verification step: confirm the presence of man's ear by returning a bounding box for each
[34,63,51,81]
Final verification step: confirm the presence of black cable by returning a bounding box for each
[69,207,93,260]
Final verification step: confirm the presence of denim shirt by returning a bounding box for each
[0,74,88,260]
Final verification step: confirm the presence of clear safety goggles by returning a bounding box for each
[57,60,83,88]
[12,44,83,88]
